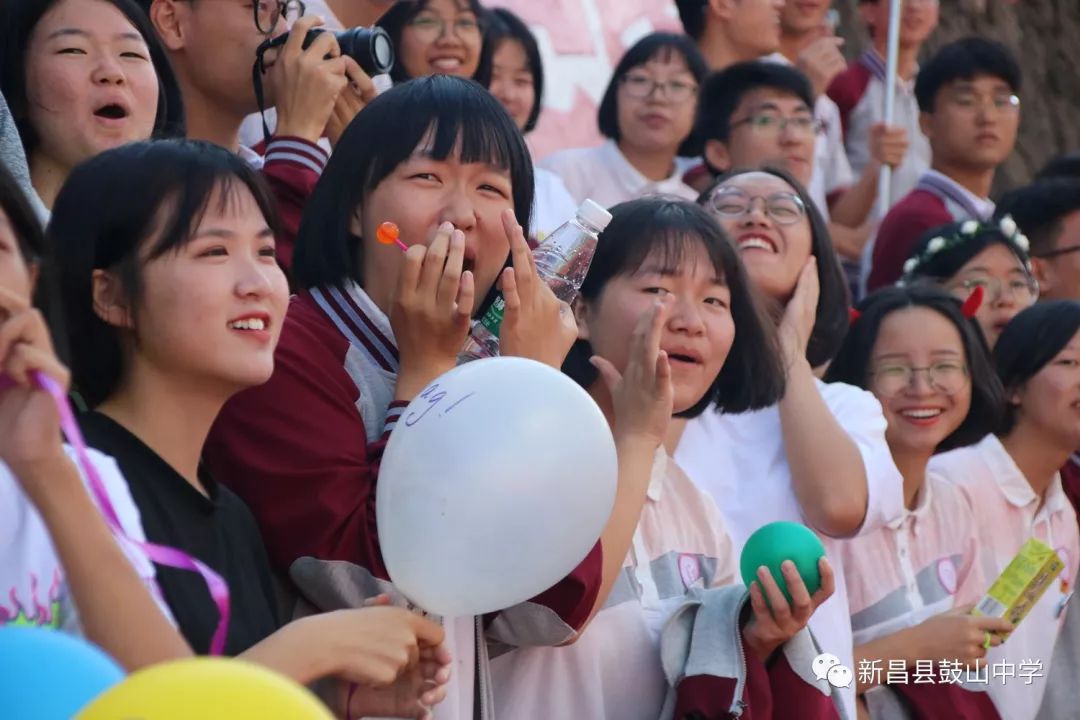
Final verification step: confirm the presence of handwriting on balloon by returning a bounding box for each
[404,383,477,427]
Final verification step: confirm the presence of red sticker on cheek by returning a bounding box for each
[679,553,702,588]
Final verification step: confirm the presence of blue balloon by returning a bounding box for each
[0,626,124,719]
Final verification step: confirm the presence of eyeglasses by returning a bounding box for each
[707,188,807,226]
[946,92,1021,114]
[254,0,305,35]
[620,74,699,104]
[730,114,823,137]
[945,275,1039,305]
[407,13,483,40]
[870,362,969,398]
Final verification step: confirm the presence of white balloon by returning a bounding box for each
[376,357,617,617]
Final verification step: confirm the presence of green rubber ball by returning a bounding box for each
[740,521,826,604]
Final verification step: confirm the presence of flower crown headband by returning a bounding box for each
[901,214,1031,278]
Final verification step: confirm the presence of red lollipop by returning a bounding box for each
[377,221,408,252]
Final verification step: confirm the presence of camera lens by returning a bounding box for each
[334,27,395,77]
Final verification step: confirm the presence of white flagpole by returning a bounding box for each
[878,0,902,212]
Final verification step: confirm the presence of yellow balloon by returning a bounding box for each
[77,657,334,720]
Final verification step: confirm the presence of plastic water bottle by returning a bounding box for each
[460,199,613,362]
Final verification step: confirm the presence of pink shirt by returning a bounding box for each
[840,471,985,648]
[930,435,1079,720]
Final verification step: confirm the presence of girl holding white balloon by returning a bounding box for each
[203,75,620,720]
[48,139,452,719]
[491,197,838,720]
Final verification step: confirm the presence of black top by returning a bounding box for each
[80,412,280,655]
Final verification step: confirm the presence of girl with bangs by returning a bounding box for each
[50,139,452,719]
[493,197,838,720]
[825,286,1010,719]
[203,75,671,719]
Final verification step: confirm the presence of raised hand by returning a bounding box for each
[590,295,674,447]
[743,557,836,661]
[795,31,846,99]
[498,209,578,369]
[778,257,819,370]
[867,123,910,171]
[269,15,352,144]
[391,223,474,399]
[0,286,69,480]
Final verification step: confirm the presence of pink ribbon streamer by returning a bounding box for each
[1,372,230,654]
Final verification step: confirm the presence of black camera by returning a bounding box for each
[258,26,395,77]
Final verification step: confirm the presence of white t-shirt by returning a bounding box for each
[0,447,169,632]
[674,379,905,720]
[541,140,698,209]
[530,167,578,245]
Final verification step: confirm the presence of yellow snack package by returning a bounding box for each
[971,537,1065,640]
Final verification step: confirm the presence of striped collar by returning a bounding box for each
[914,169,995,222]
[858,48,918,89]
[309,281,398,373]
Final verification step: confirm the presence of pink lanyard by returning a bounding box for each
[2,372,230,654]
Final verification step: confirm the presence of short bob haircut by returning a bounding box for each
[597,33,709,159]
[825,285,1004,453]
[997,179,1080,258]
[0,0,185,160]
[902,219,1032,284]
[563,197,786,417]
[292,74,533,293]
[49,140,281,409]
[699,166,850,368]
[695,61,815,145]
[914,37,1021,114]
[993,300,1080,436]
[377,0,493,87]
[486,7,544,133]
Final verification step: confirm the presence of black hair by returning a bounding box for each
[825,285,1003,453]
[1037,152,1080,181]
[0,0,185,161]
[675,0,708,41]
[377,0,492,87]
[485,7,543,133]
[0,163,66,358]
[596,32,709,158]
[49,139,281,408]
[0,164,44,267]
[903,219,1032,284]
[292,74,533,292]
[914,37,1021,113]
[994,300,1080,435]
[694,60,815,146]
[996,180,1080,258]
[563,197,785,417]
[699,166,850,368]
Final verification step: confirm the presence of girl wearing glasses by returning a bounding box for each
[825,285,1010,720]
[541,33,707,208]
[377,0,489,85]
[677,166,904,720]
[930,301,1080,720]
[900,217,1038,347]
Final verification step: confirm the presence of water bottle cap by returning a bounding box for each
[577,199,613,231]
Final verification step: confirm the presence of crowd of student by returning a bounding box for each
[1,0,1080,719]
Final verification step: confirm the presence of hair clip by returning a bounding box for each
[848,307,861,324]
[961,285,985,318]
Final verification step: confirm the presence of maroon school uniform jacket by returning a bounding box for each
[867,189,952,292]
[252,136,329,273]
[202,285,603,717]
